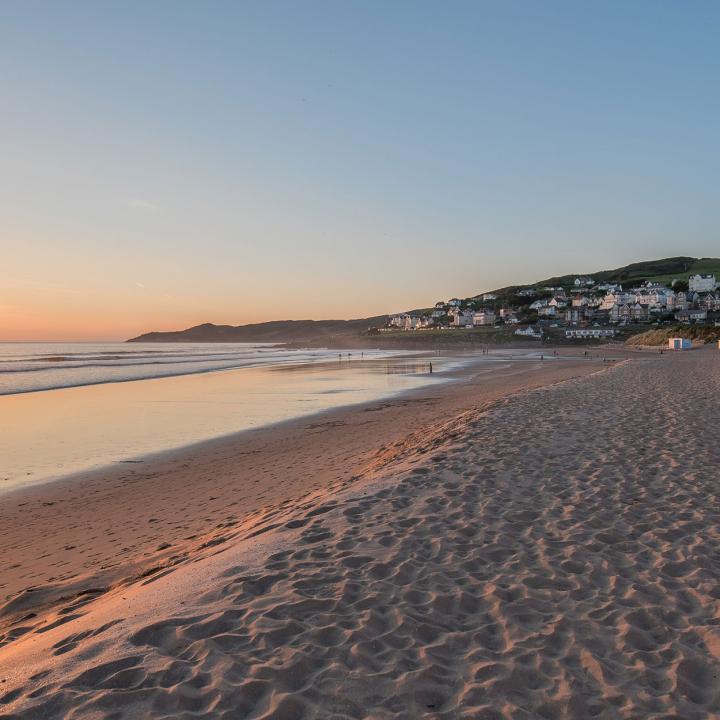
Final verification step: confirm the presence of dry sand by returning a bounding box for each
[3,348,720,718]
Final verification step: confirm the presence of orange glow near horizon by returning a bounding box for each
[0,277,431,342]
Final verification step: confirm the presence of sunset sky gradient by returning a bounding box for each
[2,1,719,340]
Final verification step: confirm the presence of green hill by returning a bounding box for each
[537,256,720,288]
[475,256,720,303]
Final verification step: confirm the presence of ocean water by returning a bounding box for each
[0,342,452,491]
[0,342,408,395]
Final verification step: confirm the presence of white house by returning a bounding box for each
[515,325,543,339]
[389,314,409,328]
[472,310,496,326]
[689,274,717,293]
[452,312,474,327]
[574,276,594,287]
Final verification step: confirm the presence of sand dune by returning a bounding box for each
[2,348,720,718]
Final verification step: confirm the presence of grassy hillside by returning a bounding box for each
[626,325,720,347]
[475,257,720,301]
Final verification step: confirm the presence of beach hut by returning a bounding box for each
[668,338,692,350]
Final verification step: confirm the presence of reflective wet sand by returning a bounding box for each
[0,355,448,490]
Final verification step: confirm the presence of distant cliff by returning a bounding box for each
[127,318,387,343]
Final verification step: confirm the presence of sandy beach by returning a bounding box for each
[2,347,720,718]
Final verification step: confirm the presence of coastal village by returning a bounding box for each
[386,273,720,341]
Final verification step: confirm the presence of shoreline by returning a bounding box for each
[0,351,608,640]
[0,346,424,398]
[0,349,605,496]
[0,349,456,493]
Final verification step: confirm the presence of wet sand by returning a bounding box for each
[6,349,719,717]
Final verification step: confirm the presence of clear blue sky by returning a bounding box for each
[1,1,718,339]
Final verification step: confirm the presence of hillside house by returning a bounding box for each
[452,312,474,327]
[635,287,675,308]
[609,303,650,323]
[388,314,409,328]
[675,292,689,310]
[601,291,637,310]
[565,307,588,324]
[515,325,543,339]
[675,309,708,324]
[473,310,496,326]
[597,283,622,292]
[689,274,717,293]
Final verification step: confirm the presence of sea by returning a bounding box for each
[0,342,454,491]
[0,342,415,396]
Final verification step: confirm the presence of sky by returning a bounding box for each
[1,1,718,341]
